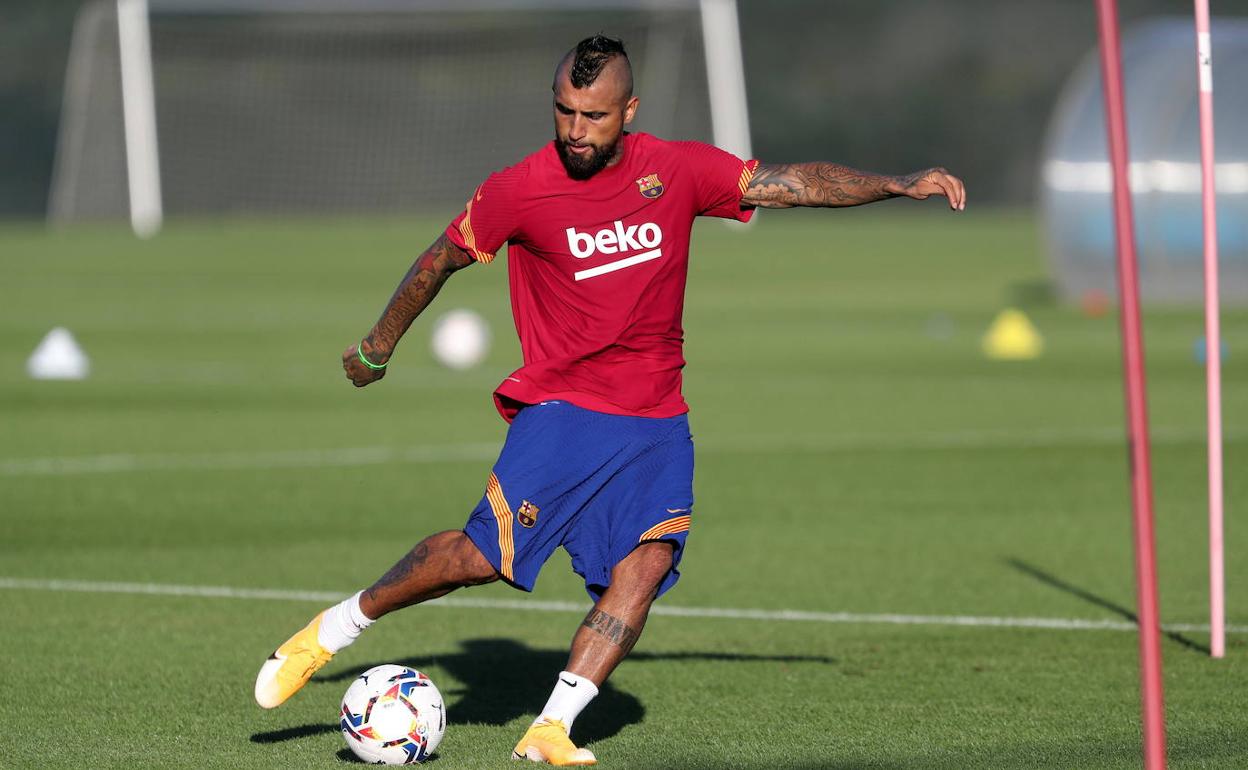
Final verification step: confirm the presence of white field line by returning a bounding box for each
[1,577,1243,635]
[0,443,500,477]
[0,426,1227,478]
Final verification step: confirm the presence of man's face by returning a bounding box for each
[552,65,638,180]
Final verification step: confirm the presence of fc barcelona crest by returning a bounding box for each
[517,500,540,528]
[636,173,664,199]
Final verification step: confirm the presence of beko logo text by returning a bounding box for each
[565,221,663,259]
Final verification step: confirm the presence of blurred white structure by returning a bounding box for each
[1041,18,1248,303]
[430,309,491,370]
[49,0,750,234]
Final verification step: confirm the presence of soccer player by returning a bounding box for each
[255,35,965,766]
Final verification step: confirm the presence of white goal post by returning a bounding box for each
[50,0,752,236]
[117,0,162,238]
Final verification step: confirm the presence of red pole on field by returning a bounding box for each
[1093,1,1168,768]
[1192,0,1226,660]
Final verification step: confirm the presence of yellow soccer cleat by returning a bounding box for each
[254,611,334,709]
[512,718,597,766]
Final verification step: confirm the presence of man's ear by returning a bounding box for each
[622,96,640,125]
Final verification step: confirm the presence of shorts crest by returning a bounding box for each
[636,173,664,199]
[517,500,540,528]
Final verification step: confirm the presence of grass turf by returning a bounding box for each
[1,207,1246,768]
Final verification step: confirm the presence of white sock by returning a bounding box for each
[536,671,599,731]
[316,591,375,653]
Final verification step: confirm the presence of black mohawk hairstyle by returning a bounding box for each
[570,34,628,89]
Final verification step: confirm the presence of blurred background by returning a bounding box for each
[0,0,1224,212]
[0,0,1223,208]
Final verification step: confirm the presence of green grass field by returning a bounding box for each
[2,208,1246,768]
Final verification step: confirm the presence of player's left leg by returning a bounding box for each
[506,405,692,764]
[515,410,692,765]
[564,540,674,683]
[512,541,674,766]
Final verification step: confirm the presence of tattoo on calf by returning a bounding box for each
[581,608,641,653]
[366,542,431,601]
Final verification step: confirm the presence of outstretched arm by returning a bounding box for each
[342,233,476,387]
[741,163,966,211]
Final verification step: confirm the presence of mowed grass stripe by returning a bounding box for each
[3,577,1243,635]
[0,425,1234,476]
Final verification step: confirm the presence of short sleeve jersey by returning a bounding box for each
[445,132,758,421]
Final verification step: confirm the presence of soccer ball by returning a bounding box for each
[340,664,446,764]
[430,309,490,370]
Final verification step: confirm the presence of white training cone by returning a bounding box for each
[27,327,90,380]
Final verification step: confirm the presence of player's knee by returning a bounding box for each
[448,530,500,586]
[612,541,675,595]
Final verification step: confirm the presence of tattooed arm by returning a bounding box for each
[342,233,476,387]
[742,163,966,211]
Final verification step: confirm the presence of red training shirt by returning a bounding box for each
[444,132,758,421]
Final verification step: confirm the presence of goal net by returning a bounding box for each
[50,0,750,235]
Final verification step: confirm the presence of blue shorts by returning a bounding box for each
[463,401,694,601]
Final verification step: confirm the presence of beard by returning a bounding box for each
[555,134,619,180]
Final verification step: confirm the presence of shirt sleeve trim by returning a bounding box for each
[737,159,760,196]
[458,186,497,264]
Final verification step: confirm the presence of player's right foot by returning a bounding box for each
[254,611,334,709]
[511,718,596,765]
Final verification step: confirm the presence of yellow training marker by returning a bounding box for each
[982,308,1043,360]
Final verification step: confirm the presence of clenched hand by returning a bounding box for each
[886,167,966,211]
[343,342,387,388]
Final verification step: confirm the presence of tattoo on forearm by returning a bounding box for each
[364,234,475,361]
[366,542,431,601]
[581,608,641,653]
[743,162,910,209]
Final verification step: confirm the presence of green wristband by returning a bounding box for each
[357,343,388,371]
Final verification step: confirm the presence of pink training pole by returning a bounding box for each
[1193,0,1226,660]
[1094,1,1168,768]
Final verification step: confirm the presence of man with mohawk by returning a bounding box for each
[255,34,964,765]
